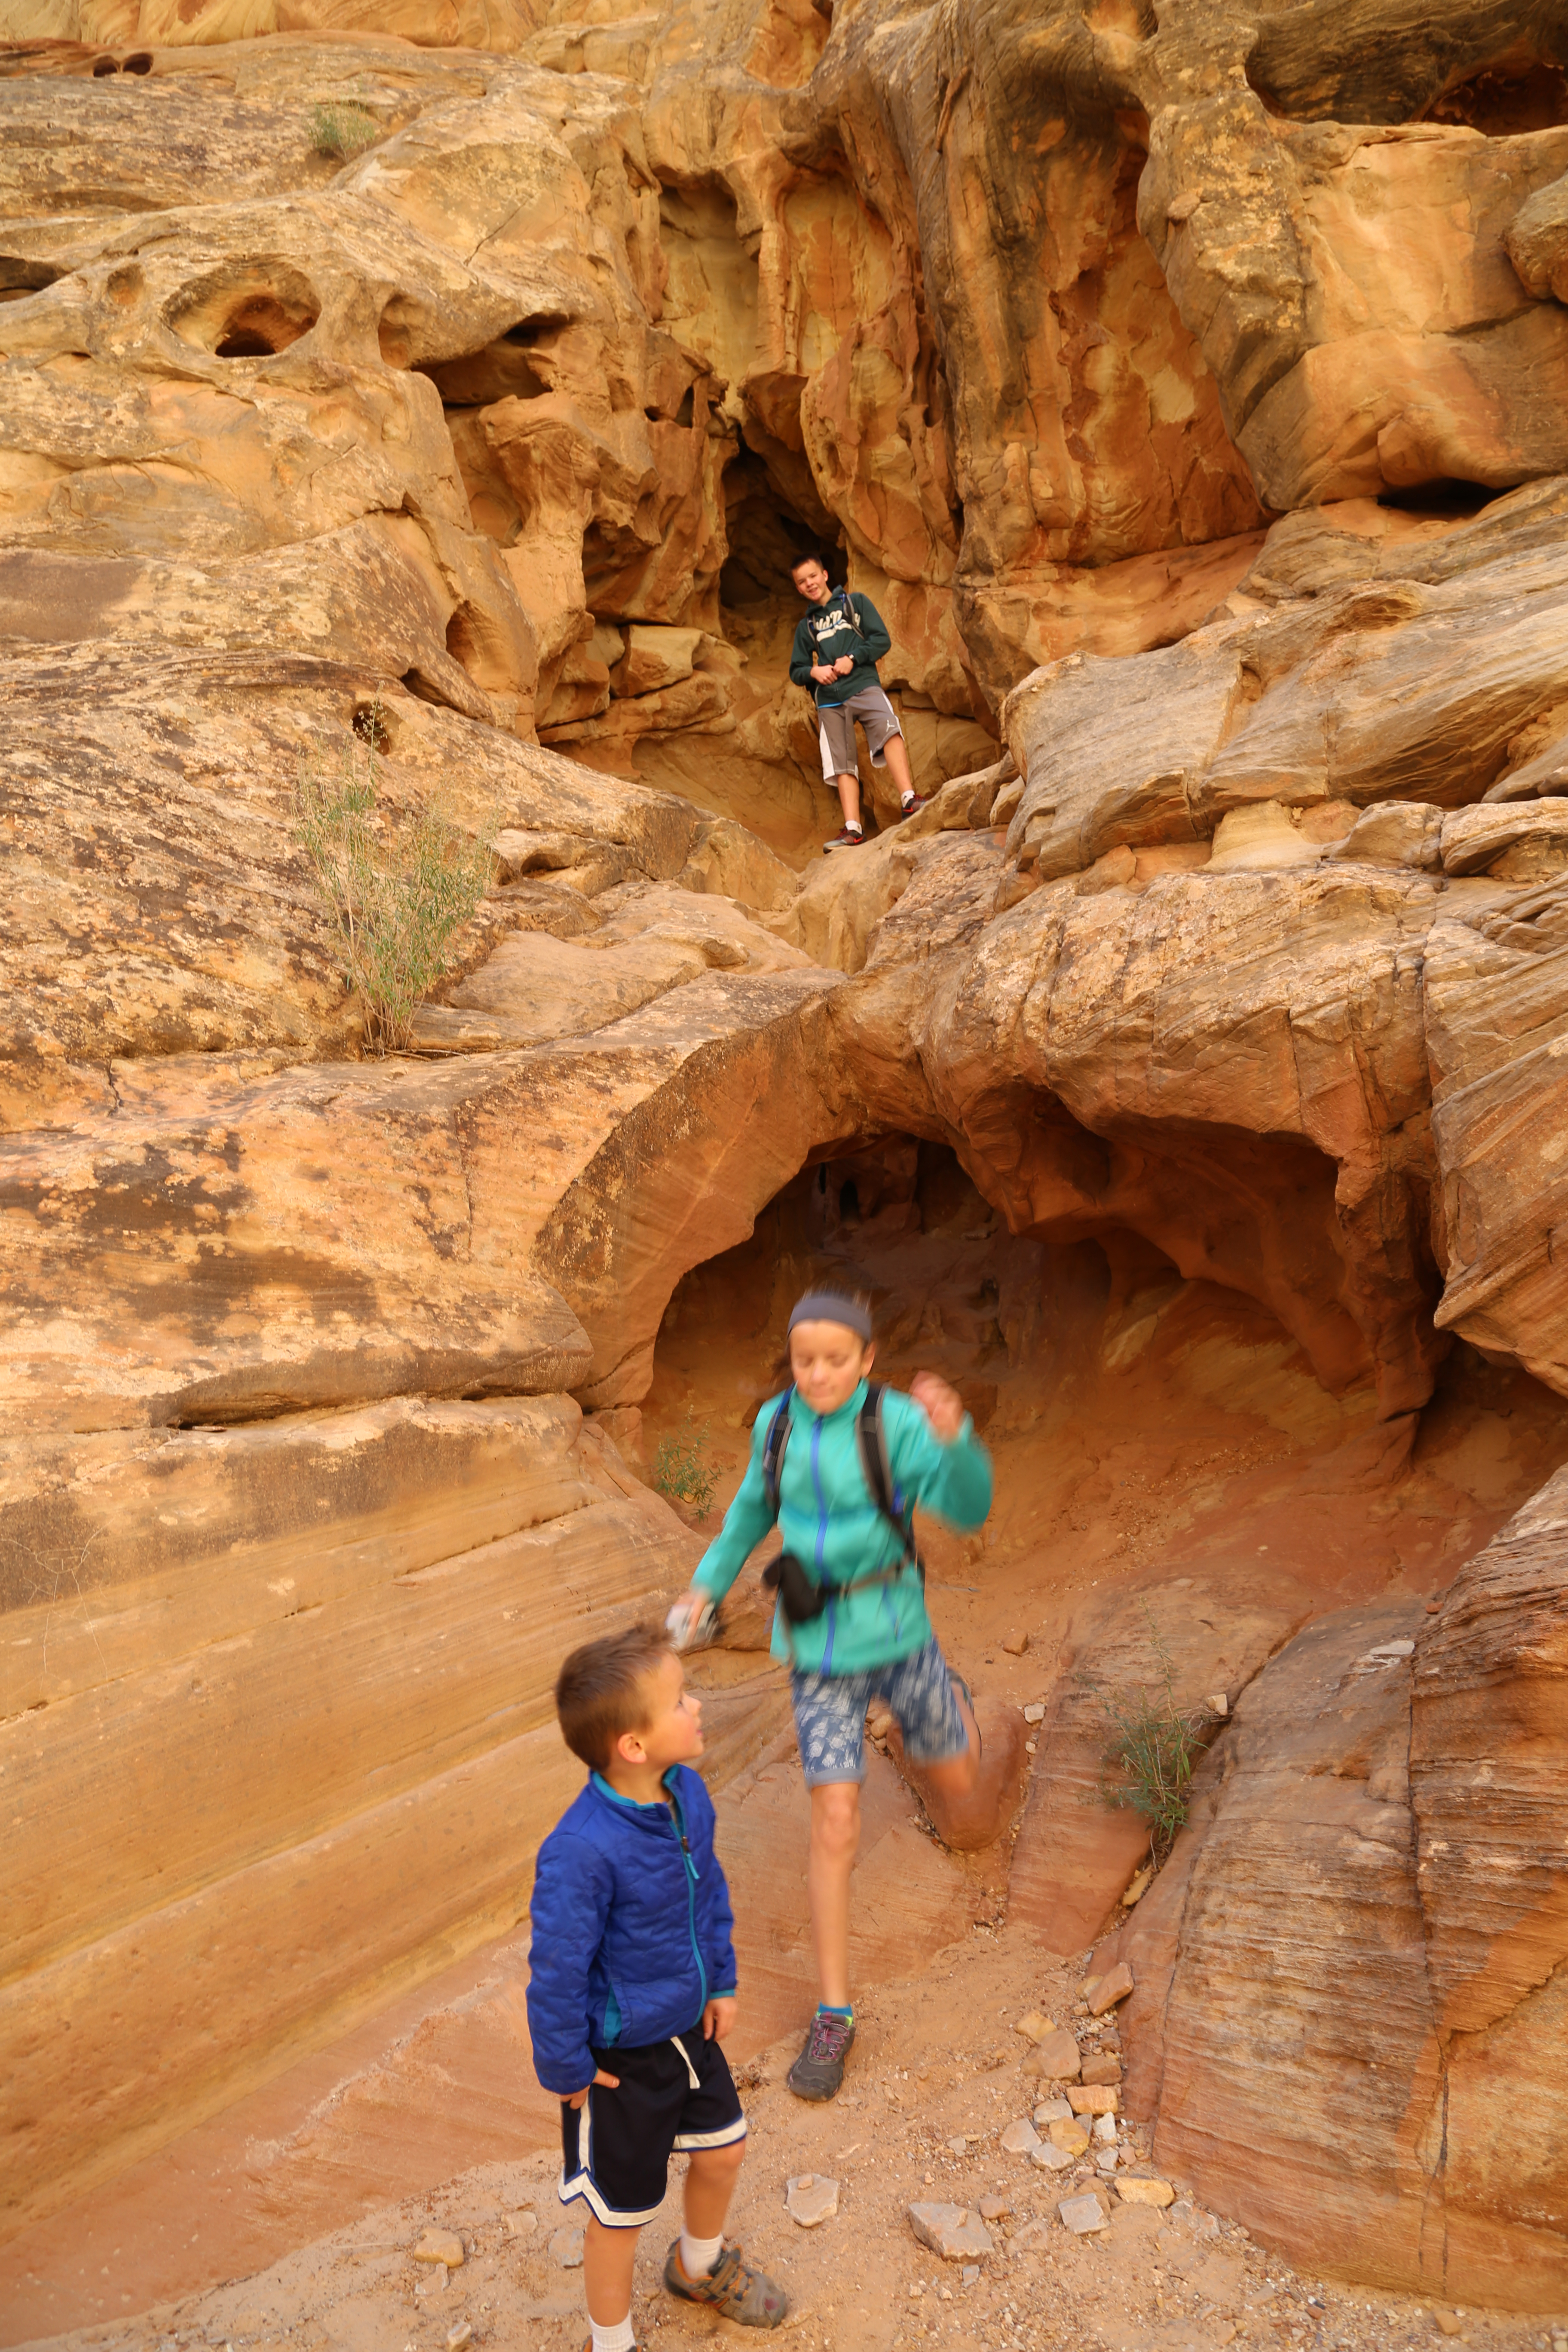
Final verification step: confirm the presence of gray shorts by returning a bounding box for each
[818,686,903,782]
[791,1639,968,1787]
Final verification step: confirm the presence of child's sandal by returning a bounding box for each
[663,2239,789,2328]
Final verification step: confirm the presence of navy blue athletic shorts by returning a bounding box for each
[558,2025,746,2227]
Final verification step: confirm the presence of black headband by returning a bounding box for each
[788,1290,873,1341]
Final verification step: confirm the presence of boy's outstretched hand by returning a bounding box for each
[567,2067,620,2109]
[704,1996,737,2042]
[910,1369,966,1442]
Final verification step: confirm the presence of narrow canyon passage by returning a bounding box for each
[7,1138,1562,2344]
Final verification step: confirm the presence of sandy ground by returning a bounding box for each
[21,1924,1564,2352]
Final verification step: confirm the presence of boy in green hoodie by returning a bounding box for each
[668,1287,990,2101]
[787,553,925,851]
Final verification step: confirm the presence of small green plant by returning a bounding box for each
[294,705,496,1054]
[651,1412,717,1517]
[310,100,381,159]
[1093,1607,1213,1862]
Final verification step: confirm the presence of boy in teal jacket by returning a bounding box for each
[670,1287,991,2101]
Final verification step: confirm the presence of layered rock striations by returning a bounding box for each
[0,0,1566,2324]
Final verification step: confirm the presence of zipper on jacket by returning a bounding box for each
[667,1781,707,2015]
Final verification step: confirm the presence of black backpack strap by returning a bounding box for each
[856,1380,919,1574]
[762,1389,793,1519]
[835,587,865,639]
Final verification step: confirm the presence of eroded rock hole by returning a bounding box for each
[1422,55,1568,134]
[0,257,61,304]
[720,450,839,611]
[1378,478,1500,517]
[351,704,391,751]
[168,266,319,358]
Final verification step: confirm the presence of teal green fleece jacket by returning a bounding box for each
[693,1381,992,1676]
[788,589,893,708]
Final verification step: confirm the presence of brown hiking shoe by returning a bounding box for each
[663,2239,788,2327]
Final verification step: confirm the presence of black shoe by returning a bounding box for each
[787,2009,855,2101]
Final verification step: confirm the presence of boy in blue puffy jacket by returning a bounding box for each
[528,1623,788,2352]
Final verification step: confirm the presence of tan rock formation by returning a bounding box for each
[1007,1573,1311,1956]
[1116,1469,1568,2310]
[1,0,1567,2326]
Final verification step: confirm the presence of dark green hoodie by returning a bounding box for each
[789,588,893,707]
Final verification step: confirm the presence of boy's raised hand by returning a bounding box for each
[567,2066,621,2109]
[910,1369,965,1443]
[704,1996,737,2042]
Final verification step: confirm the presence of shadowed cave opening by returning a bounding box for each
[634,1137,1568,1632]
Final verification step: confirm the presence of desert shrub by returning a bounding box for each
[310,101,380,159]
[294,707,496,1054]
[651,1412,717,1517]
[1093,1608,1215,1861]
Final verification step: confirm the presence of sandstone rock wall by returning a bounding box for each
[1,0,1566,2320]
[1116,1467,1568,2311]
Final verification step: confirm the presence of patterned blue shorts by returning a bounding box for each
[791,1638,968,1787]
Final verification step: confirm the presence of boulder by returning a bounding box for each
[1118,1470,1568,2309]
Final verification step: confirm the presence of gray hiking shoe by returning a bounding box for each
[663,2240,789,2327]
[786,2008,855,2101]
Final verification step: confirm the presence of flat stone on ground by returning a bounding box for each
[786,2173,840,2226]
[1087,1962,1135,2015]
[1035,2027,1082,2078]
[413,2230,464,2268]
[1000,2118,1042,2154]
[1116,2175,1176,2207]
[908,2203,995,2260]
[548,2226,584,2269]
[1059,2193,1112,2235]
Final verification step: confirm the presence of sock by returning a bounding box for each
[590,2317,636,2352]
[817,2000,854,2021]
[901,792,916,809]
[679,2228,723,2280]
[845,820,862,835]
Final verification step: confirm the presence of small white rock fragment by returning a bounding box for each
[1058,2193,1111,2235]
[1116,2176,1176,2208]
[1023,1702,1046,1724]
[1096,2149,1119,2172]
[507,2210,538,2239]
[1207,1693,1228,1716]
[1093,2112,1118,2144]
[548,2225,584,2268]
[787,2174,840,2227]
[961,2263,980,2284]
[947,2134,971,2155]
[1033,2098,1073,2125]
[413,2230,465,2269]
[446,2327,473,2351]
[1367,1639,1415,1659]
[999,2119,1041,2156]
[908,2202,995,2260]
[1031,2142,1076,2172]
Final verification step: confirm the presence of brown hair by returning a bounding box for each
[555,1621,673,1771]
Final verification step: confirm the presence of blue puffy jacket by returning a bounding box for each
[527,1764,738,2096]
